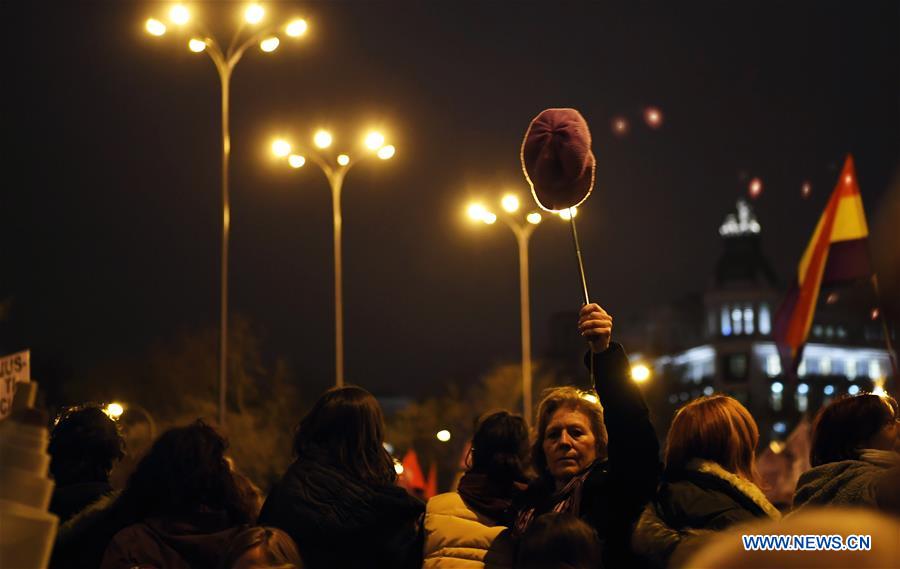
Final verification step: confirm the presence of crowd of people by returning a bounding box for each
[42,304,899,568]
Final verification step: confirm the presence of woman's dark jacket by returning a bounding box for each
[516,343,661,568]
[259,454,425,569]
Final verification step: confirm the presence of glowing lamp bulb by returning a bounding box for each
[558,207,577,220]
[364,131,385,150]
[644,107,663,128]
[271,139,291,157]
[394,460,404,475]
[436,430,451,442]
[631,364,651,383]
[527,212,542,225]
[169,4,190,25]
[749,178,763,198]
[377,145,396,160]
[612,116,629,136]
[337,154,350,166]
[105,403,124,419]
[467,203,487,222]
[260,37,280,53]
[482,212,497,225]
[501,194,520,213]
[313,130,333,149]
[286,19,308,37]
[145,18,167,36]
[244,4,264,24]
[188,38,207,53]
[288,154,306,168]
[801,181,812,198]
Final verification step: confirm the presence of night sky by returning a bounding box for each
[5,1,899,401]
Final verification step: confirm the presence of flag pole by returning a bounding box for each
[568,209,596,391]
[871,274,898,377]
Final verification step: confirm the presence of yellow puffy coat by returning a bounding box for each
[422,492,515,569]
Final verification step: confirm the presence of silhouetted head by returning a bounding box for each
[469,410,530,483]
[221,526,303,569]
[810,394,899,466]
[293,385,395,486]
[517,512,602,569]
[49,405,125,486]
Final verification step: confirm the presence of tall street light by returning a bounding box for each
[271,131,396,386]
[466,195,577,426]
[143,4,308,427]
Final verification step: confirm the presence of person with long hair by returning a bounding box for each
[516,512,602,569]
[258,386,424,569]
[632,395,780,568]
[220,526,303,569]
[514,303,660,568]
[423,410,530,568]
[793,393,899,513]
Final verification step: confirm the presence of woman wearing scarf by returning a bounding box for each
[514,303,661,568]
[793,393,899,514]
[259,386,424,569]
[423,410,530,568]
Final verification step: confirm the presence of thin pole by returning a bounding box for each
[218,64,232,429]
[872,275,898,377]
[517,231,533,427]
[331,172,345,386]
[568,209,595,389]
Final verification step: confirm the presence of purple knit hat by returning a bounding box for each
[520,108,596,211]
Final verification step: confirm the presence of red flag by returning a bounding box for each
[425,462,438,499]
[400,449,425,492]
[773,155,871,373]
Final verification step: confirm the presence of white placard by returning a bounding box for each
[0,350,31,419]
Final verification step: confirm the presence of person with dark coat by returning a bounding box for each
[48,405,125,524]
[631,395,780,568]
[258,386,424,569]
[514,303,660,568]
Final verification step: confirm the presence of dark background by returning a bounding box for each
[4,1,898,401]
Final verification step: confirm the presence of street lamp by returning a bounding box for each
[104,401,157,440]
[271,130,396,386]
[466,193,561,426]
[143,4,308,428]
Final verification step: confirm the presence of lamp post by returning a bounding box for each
[466,195,564,426]
[143,4,308,427]
[105,401,157,441]
[271,131,396,386]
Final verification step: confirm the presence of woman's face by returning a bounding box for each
[542,406,597,485]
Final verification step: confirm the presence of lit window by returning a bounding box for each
[721,306,732,336]
[798,359,807,377]
[766,354,781,377]
[848,384,860,395]
[812,324,823,337]
[796,384,810,412]
[869,360,882,380]
[805,358,819,375]
[847,359,857,378]
[820,357,831,375]
[773,421,787,434]
[831,359,845,376]
[836,326,847,338]
[759,303,771,335]
[744,306,754,334]
[824,384,835,396]
[770,382,783,411]
[732,308,743,335]
[797,383,809,394]
[825,326,834,339]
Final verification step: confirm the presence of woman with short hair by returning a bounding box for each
[259,386,424,569]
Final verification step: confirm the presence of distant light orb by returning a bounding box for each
[313,130,333,149]
[104,402,124,419]
[393,460,404,475]
[748,177,763,198]
[826,292,839,304]
[845,174,853,184]
[644,106,663,129]
[288,154,306,168]
[145,18,167,36]
[169,4,190,25]
[631,364,651,383]
[436,429,451,442]
[611,116,629,136]
[501,194,520,213]
[871,308,880,320]
[376,145,396,160]
[188,38,207,53]
[285,18,308,37]
[482,212,497,225]
[364,131,385,150]
[467,203,487,222]
[801,181,812,198]
[337,154,350,166]
[244,4,265,24]
[769,440,786,454]
[526,212,542,225]
[271,139,291,157]
[259,36,280,53]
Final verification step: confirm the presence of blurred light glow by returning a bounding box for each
[644,107,663,128]
[771,381,784,394]
[105,402,124,419]
[801,181,812,198]
[527,212,542,225]
[769,440,786,454]
[271,139,291,157]
[337,154,350,166]
[146,18,167,36]
[364,131,385,150]
[393,459,404,475]
[749,178,763,198]
[558,207,578,220]
[383,442,394,455]
[501,194,520,213]
[848,384,860,395]
[612,116,629,136]
[631,364,651,383]
[482,212,497,225]
[467,203,487,222]
[436,429,451,442]
[871,308,880,320]
[188,38,207,53]
[288,154,306,168]
[845,175,853,184]
[169,4,190,25]
[377,145,396,160]
[581,392,599,405]
[244,4,264,24]
[260,36,280,52]
[286,18,308,37]
[314,130,333,149]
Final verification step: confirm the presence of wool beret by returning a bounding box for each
[520,108,595,211]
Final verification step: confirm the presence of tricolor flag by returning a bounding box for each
[773,155,871,373]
